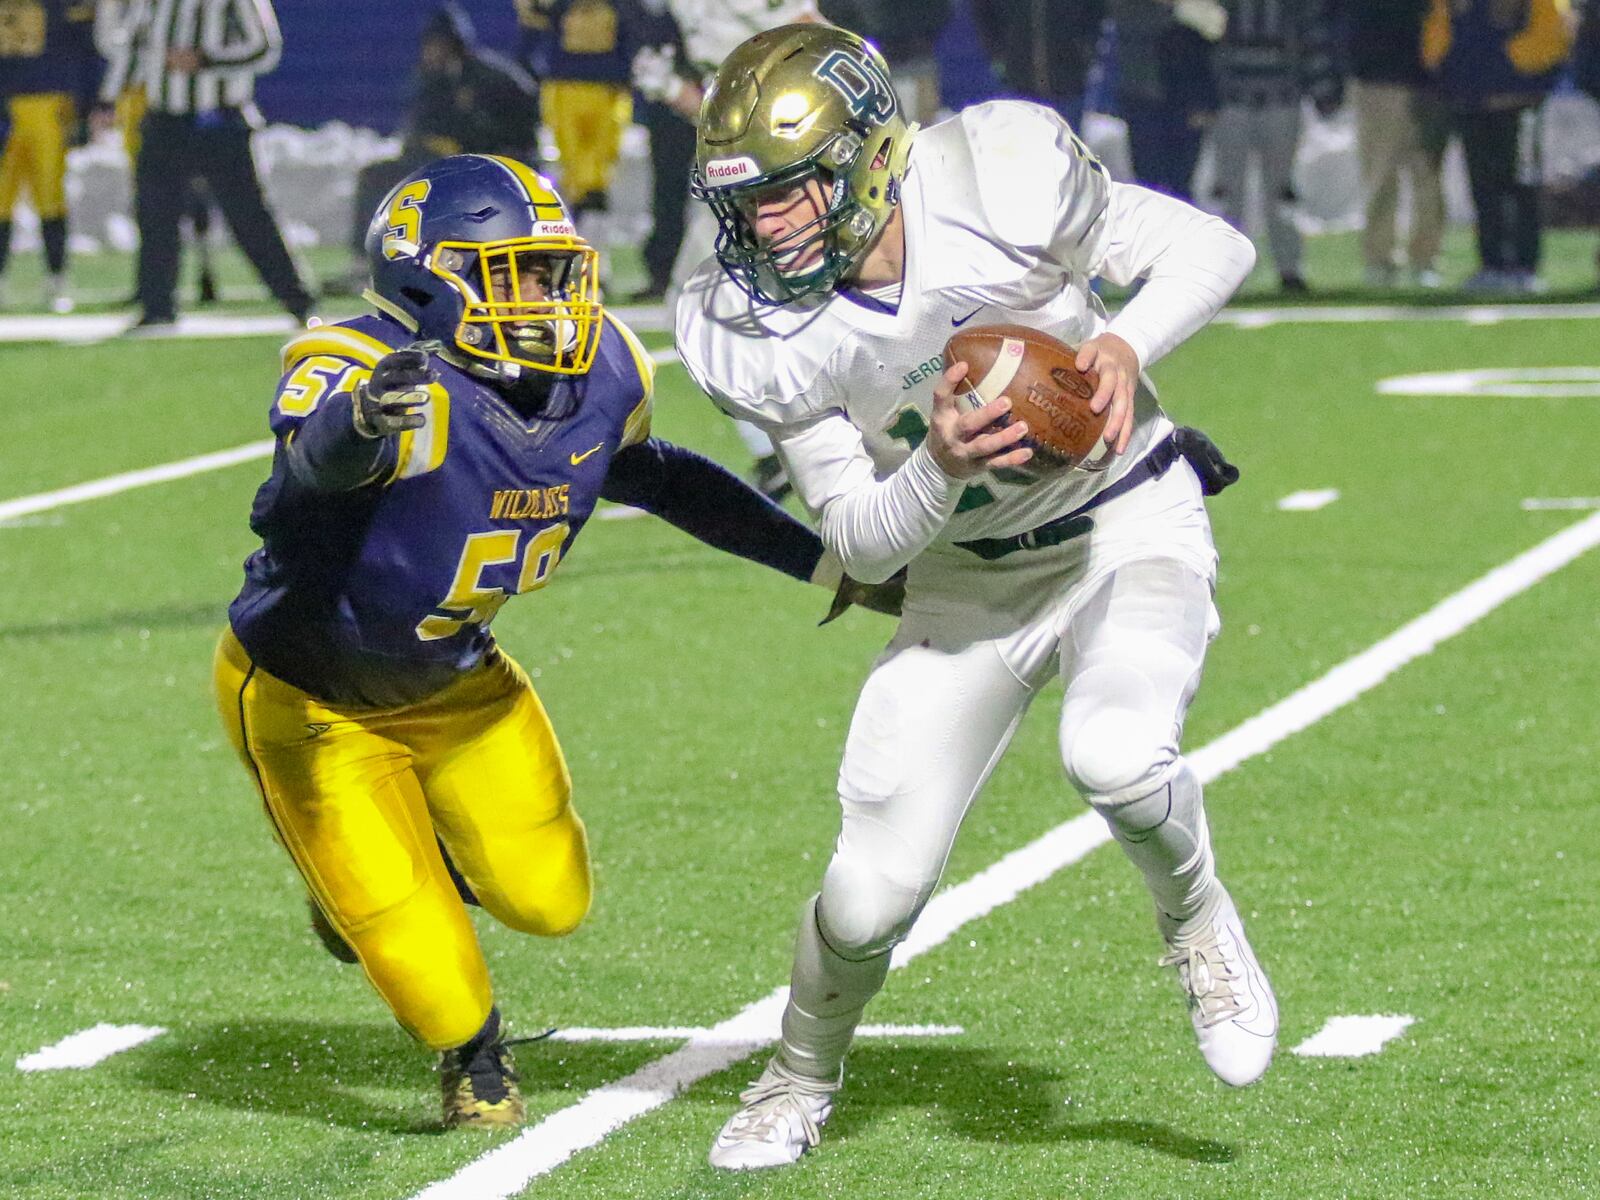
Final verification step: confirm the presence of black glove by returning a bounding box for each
[820,566,907,626]
[352,343,438,439]
[1174,426,1240,496]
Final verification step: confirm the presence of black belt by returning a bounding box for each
[954,433,1183,562]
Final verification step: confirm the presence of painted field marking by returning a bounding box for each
[1377,367,1600,398]
[16,1023,167,1071]
[549,1023,961,1044]
[1522,497,1600,511]
[4,303,1598,346]
[413,506,1600,1200]
[1278,489,1340,512]
[0,349,683,525]
[0,312,307,344]
[1218,303,1600,330]
[1292,1015,1416,1058]
[0,440,275,524]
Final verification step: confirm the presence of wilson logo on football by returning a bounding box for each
[704,156,761,183]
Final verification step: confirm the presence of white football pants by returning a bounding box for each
[778,462,1223,1080]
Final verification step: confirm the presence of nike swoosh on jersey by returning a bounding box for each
[951,307,983,327]
[570,443,605,466]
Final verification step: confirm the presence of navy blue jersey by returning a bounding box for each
[229,311,656,708]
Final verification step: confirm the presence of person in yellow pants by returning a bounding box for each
[518,0,635,214]
[0,0,101,312]
[212,153,894,1130]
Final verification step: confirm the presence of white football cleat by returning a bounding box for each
[1160,887,1278,1087]
[708,1056,840,1170]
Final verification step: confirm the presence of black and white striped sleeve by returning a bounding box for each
[199,0,280,69]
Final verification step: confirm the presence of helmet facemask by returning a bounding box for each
[429,236,602,377]
[694,132,878,305]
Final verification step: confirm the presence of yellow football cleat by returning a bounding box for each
[440,1018,525,1131]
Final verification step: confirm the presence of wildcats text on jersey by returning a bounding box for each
[490,484,572,520]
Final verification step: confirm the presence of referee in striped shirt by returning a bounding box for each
[100,0,312,330]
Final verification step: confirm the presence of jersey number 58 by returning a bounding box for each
[416,524,569,641]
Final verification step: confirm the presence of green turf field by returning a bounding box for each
[2,299,1598,1199]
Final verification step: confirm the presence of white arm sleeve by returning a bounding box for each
[1093,182,1256,369]
[774,413,964,584]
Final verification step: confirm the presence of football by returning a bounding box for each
[942,323,1111,474]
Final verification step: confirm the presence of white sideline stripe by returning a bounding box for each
[16,1023,166,1071]
[1522,497,1600,510]
[412,506,1600,1200]
[0,312,304,343]
[0,347,681,524]
[548,1023,962,1043]
[5,303,1598,345]
[1292,1015,1416,1058]
[1217,302,1600,329]
[1277,489,1340,512]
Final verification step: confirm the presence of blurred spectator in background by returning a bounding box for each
[968,0,1100,126]
[1576,0,1600,286]
[625,0,695,300]
[340,4,537,292]
[1423,0,1575,293]
[520,0,636,216]
[0,0,101,313]
[821,0,951,123]
[1347,0,1448,288]
[101,0,312,331]
[1209,0,1342,294]
[1111,0,1223,200]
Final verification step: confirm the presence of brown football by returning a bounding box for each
[943,323,1110,475]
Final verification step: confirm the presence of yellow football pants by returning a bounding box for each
[542,80,632,201]
[0,92,73,220]
[213,629,591,1051]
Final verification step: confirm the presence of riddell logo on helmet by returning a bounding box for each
[704,156,760,182]
[536,221,576,235]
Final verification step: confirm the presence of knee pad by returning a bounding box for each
[1089,759,1206,848]
[1062,706,1176,803]
[817,856,929,961]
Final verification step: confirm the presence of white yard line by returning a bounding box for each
[1292,1015,1416,1058]
[0,440,275,523]
[1277,489,1340,512]
[413,506,1600,1200]
[15,1024,167,1071]
[1522,497,1600,510]
[0,349,682,524]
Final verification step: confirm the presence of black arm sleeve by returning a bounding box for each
[282,391,396,492]
[601,438,824,583]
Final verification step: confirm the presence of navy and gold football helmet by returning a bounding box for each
[365,155,602,379]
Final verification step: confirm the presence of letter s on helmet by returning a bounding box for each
[364,154,602,379]
[690,24,914,306]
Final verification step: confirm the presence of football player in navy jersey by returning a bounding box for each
[213,153,886,1130]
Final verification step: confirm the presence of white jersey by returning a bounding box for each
[676,100,1255,580]
[668,0,820,75]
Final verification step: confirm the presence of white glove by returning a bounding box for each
[632,45,685,104]
[1174,0,1227,42]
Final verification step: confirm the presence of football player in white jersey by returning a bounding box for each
[676,24,1278,1171]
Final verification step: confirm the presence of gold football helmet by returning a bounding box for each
[690,24,914,304]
